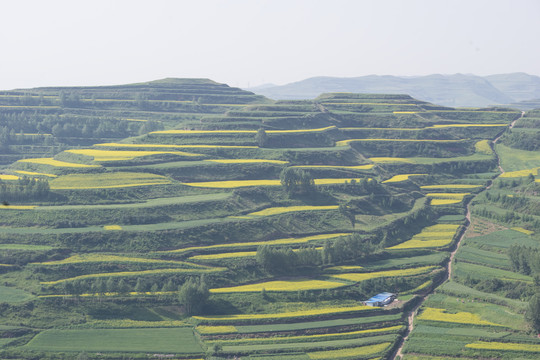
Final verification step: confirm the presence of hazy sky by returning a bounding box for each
[1,0,539,89]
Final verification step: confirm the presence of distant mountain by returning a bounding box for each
[247,73,540,108]
[485,72,540,103]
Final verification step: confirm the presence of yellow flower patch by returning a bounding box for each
[293,164,374,170]
[420,184,481,189]
[210,279,346,293]
[50,172,171,190]
[500,167,540,178]
[0,175,19,180]
[0,205,37,210]
[475,139,493,155]
[418,307,503,326]
[164,233,351,254]
[18,158,100,168]
[66,149,202,161]
[196,325,238,334]
[95,142,258,149]
[426,193,470,199]
[465,341,540,352]
[14,170,57,178]
[382,174,427,183]
[104,225,122,231]
[331,266,435,282]
[248,205,338,216]
[205,159,288,164]
[430,199,462,205]
[387,224,459,250]
[34,253,189,266]
[511,227,534,235]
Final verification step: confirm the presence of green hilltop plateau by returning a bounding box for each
[1,78,540,359]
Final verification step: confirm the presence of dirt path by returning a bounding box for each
[391,111,524,359]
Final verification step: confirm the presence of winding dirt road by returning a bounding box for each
[391,111,524,359]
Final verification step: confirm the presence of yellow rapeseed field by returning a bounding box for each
[337,139,463,146]
[164,233,351,254]
[35,253,190,266]
[248,205,338,216]
[104,225,122,230]
[205,159,288,164]
[196,326,238,334]
[308,342,391,359]
[14,170,57,178]
[0,175,19,180]
[432,124,506,129]
[184,179,280,188]
[190,251,256,260]
[382,174,427,183]
[293,164,374,170]
[50,172,171,190]
[387,224,459,250]
[150,126,335,135]
[465,341,540,352]
[184,178,365,188]
[209,325,402,344]
[190,247,323,261]
[0,205,36,210]
[430,199,462,205]
[426,193,470,199]
[475,139,494,155]
[192,305,372,321]
[420,184,481,189]
[331,266,435,282]
[500,167,540,178]
[418,307,503,326]
[210,279,347,293]
[18,157,100,168]
[511,227,534,235]
[66,149,202,161]
[95,142,258,149]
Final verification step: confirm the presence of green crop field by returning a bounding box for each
[24,328,202,353]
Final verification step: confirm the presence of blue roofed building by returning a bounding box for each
[363,292,396,307]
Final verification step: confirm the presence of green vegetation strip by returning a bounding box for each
[24,328,202,353]
[235,314,402,333]
[222,334,395,353]
[0,285,35,303]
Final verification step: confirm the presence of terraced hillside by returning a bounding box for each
[0,82,538,360]
[0,78,268,165]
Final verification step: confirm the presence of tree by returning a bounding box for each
[178,277,209,315]
[280,168,314,196]
[255,128,268,147]
[338,204,356,228]
[526,294,540,333]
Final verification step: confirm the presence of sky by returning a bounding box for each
[1,0,539,90]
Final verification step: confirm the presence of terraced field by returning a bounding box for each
[2,83,538,360]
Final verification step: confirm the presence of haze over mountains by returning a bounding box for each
[247,73,540,109]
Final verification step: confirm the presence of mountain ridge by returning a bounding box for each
[246,73,540,108]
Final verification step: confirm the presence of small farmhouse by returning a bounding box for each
[363,292,396,307]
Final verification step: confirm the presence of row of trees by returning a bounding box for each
[0,177,50,202]
[58,275,210,315]
[255,234,379,275]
